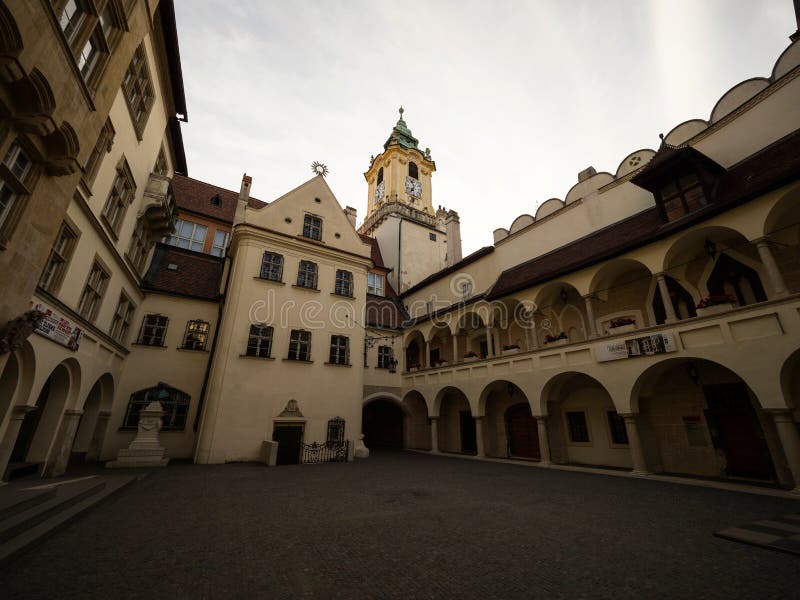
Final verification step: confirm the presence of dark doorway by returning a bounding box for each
[272,425,303,465]
[652,275,697,323]
[506,403,540,459]
[362,399,404,448]
[10,377,51,464]
[459,410,477,454]
[703,383,774,480]
[707,253,767,306]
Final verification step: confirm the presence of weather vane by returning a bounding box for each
[311,161,329,177]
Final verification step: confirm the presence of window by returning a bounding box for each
[210,194,222,207]
[377,345,393,369]
[259,251,284,281]
[0,142,34,239]
[302,214,322,241]
[659,173,707,222]
[102,158,135,235]
[377,167,383,185]
[137,314,168,346]
[329,335,350,365]
[326,417,345,444]
[40,222,77,292]
[77,32,101,79]
[288,329,311,361]
[566,411,590,443]
[127,218,150,273]
[164,219,207,252]
[181,320,209,350]
[123,43,154,136]
[78,261,109,321]
[296,260,318,289]
[367,272,384,296]
[210,230,229,257]
[59,0,84,42]
[153,146,168,176]
[429,233,437,242]
[409,161,418,179]
[122,385,190,431]
[334,269,353,296]
[246,324,273,358]
[83,118,114,186]
[607,411,629,445]
[109,292,135,342]
[57,0,119,85]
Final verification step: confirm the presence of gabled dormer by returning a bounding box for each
[631,140,726,223]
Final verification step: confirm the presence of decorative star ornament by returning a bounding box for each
[311,161,329,177]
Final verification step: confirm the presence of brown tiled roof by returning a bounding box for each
[172,174,266,223]
[488,128,800,300]
[359,233,390,272]
[365,294,406,329]
[142,243,224,300]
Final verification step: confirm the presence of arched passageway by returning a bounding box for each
[403,391,431,450]
[437,387,474,454]
[362,398,404,448]
[71,373,113,464]
[634,359,780,482]
[481,381,539,459]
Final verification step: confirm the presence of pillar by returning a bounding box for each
[86,410,112,462]
[584,295,598,338]
[656,273,677,323]
[621,413,649,475]
[755,238,789,299]
[475,416,485,457]
[452,334,459,363]
[535,416,551,465]
[768,409,800,493]
[494,328,503,355]
[0,405,36,480]
[485,325,494,358]
[528,319,539,350]
[430,416,439,453]
[43,409,84,478]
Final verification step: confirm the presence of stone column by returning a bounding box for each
[621,413,649,475]
[0,405,36,480]
[43,409,84,478]
[768,409,800,493]
[656,273,677,323]
[485,325,494,358]
[494,328,503,355]
[475,416,485,457]
[86,410,112,462]
[528,319,539,350]
[535,416,551,465]
[430,416,439,453]
[452,334,459,363]
[755,238,789,299]
[583,295,598,338]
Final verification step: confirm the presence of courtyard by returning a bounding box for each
[1,451,799,599]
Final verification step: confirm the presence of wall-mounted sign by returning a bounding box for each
[34,303,82,350]
[594,332,677,363]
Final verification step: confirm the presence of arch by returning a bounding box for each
[709,77,770,123]
[614,149,655,178]
[772,39,800,80]
[763,183,800,239]
[630,357,784,483]
[452,310,489,359]
[509,214,534,234]
[408,161,418,179]
[779,349,800,411]
[71,373,115,464]
[589,258,654,332]
[663,119,709,146]
[535,198,564,220]
[533,282,586,346]
[400,389,431,450]
[362,397,405,449]
[403,329,425,370]
[493,228,510,243]
[0,2,23,58]
[427,325,454,366]
[0,352,20,428]
[564,172,614,204]
[490,297,533,352]
[363,392,410,417]
[434,386,474,454]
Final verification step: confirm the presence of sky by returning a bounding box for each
[174,0,795,255]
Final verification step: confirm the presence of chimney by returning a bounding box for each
[577,166,597,182]
[234,173,252,225]
[344,206,357,229]
[445,210,462,266]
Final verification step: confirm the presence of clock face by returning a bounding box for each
[405,175,422,198]
[374,180,385,203]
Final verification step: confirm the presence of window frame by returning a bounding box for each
[39,221,78,293]
[180,319,210,351]
[288,329,312,361]
[210,229,230,257]
[657,172,708,222]
[564,410,591,445]
[259,251,284,282]
[328,335,350,365]
[101,157,135,237]
[246,324,274,358]
[367,272,384,296]
[127,217,151,274]
[109,291,135,343]
[302,214,323,241]
[83,118,115,188]
[163,218,207,253]
[122,42,155,139]
[606,411,629,446]
[0,140,39,244]
[377,345,393,369]
[409,161,419,180]
[121,385,190,431]
[296,260,318,289]
[77,260,110,322]
[137,314,169,347]
[334,269,354,297]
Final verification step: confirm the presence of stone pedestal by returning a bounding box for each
[354,434,369,459]
[260,440,278,466]
[107,401,169,468]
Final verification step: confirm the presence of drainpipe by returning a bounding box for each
[397,217,403,293]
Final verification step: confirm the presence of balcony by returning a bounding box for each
[140,173,177,237]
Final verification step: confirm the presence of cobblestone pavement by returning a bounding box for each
[2,451,799,599]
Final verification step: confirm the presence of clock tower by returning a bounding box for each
[359,108,462,293]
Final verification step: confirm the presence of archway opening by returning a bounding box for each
[437,387,474,454]
[481,381,538,459]
[652,274,696,323]
[635,359,778,482]
[362,398,404,449]
[403,391,431,450]
[505,403,540,459]
[707,253,767,306]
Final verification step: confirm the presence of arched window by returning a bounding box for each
[408,161,418,179]
[377,167,383,185]
[122,385,190,430]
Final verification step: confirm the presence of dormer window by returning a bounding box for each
[408,161,418,180]
[659,173,707,221]
[210,194,222,207]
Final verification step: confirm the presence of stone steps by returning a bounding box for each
[0,474,138,565]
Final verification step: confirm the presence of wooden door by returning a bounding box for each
[459,410,477,454]
[506,404,540,459]
[272,425,303,465]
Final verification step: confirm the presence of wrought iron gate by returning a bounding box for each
[300,441,349,464]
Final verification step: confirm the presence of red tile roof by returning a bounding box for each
[142,243,224,300]
[359,233,390,272]
[365,295,406,329]
[171,174,266,223]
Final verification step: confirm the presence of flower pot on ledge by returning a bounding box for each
[608,323,636,335]
[502,348,520,355]
[545,339,568,348]
[409,367,419,373]
[464,356,479,363]
[696,303,735,317]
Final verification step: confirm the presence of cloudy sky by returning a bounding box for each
[174,0,795,254]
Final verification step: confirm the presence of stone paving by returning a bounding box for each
[1,451,799,599]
